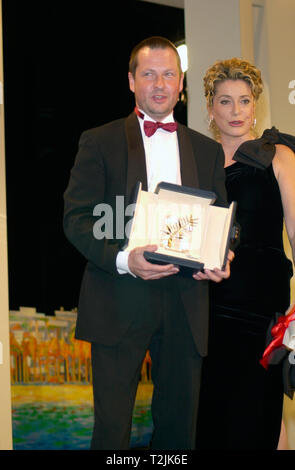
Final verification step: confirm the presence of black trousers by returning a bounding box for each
[90,277,203,450]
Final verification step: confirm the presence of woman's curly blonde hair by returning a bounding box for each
[204,57,263,107]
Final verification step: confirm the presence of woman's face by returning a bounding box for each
[210,79,255,140]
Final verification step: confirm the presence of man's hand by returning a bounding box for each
[128,245,179,280]
[192,249,235,283]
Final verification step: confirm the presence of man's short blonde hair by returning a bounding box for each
[129,36,182,77]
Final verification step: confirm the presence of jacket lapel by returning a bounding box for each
[125,112,148,201]
[177,123,199,189]
[124,115,199,200]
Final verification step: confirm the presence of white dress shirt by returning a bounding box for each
[116,110,181,275]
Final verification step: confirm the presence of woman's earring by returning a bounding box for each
[208,116,213,130]
[253,117,257,128]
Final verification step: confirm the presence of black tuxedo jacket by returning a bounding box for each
[63,112,227,356]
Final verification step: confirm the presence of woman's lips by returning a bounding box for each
[229,121,244,126]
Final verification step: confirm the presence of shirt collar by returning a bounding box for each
[137,108,175,124]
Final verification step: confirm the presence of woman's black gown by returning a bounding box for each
[196,128,295,450]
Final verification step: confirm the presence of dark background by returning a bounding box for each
[2,0,186,315]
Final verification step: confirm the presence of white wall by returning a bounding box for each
[0,0,13,451]
[260,0,295,135]
[253,0,295,136]
[184,0,254,136]
[252,0,295,302]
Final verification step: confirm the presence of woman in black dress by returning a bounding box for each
[195,58,295,450]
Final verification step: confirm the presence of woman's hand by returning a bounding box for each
[193,249,234,282]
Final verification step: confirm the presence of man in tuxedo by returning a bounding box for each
[63,36,232,450]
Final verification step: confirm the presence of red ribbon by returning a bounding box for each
[260,304,295,369]
[134,107,178,137]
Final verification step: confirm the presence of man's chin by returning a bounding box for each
[145,107,171,121]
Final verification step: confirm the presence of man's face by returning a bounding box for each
[128,46,183,122]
